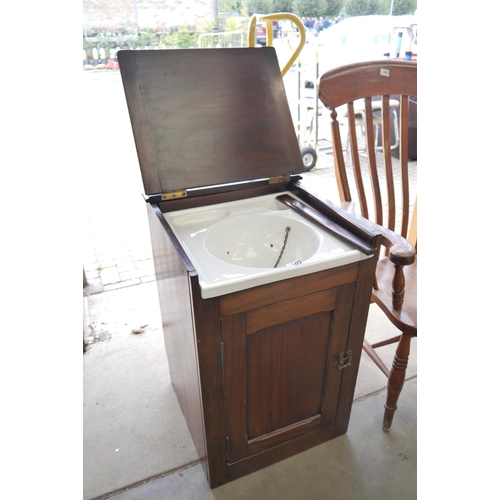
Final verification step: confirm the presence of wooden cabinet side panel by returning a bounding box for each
[189,286,228,488]
[147,204,207,467]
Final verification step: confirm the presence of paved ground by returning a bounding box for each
[82,70,157,294]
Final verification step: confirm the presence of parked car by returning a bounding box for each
[255,20,278,46]
[302,15,417,85]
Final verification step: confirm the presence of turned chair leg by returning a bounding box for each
[383,333,412,432]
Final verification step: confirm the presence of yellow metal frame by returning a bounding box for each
[247,13,306,76]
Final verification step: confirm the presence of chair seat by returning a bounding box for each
[372,256,417,336]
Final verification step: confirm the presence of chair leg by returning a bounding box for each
[383,333,412,432]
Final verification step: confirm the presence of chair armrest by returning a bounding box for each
[339,202,416,265]
[378,228,416,267]
[338,201,415,311]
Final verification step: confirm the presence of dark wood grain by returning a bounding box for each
[128,48,384,487]
[147,204,207,470]
[150,202,379,486]
[220,263,358,316]
[118,48,304,196]
[189,280,227,487]
[276,194,377,254]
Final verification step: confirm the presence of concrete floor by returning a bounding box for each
[109,380,417,500]
[82,68,417,500]
[83,282,417,500]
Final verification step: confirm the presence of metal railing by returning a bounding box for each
[197,31,246,48]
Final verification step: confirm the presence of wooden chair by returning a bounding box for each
[318,60,417,431]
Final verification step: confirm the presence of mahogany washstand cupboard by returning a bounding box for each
[118,48,381,488]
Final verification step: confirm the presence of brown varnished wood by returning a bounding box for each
[245,288,338,334]
[346,103,363,213]
[372,258,417,333]
[147,204,207,471]
[247,415,322,456]
[149,202,379,486]
[128,47,382,488]
[399,95,410,238]
[382,95,396,232]
[383,332,413,432]
[220,263,358,316]
[222,283,356,471]
[391,265,406,311]
[221,312,248,463]
[364,98,383,225]
[119,55,162,194]
[292,178,380,249]
[189,278,227,487]
[319,60,417,431]
[319,61,417,235]
[334,251,380,435]
[227,425,335,482]
[321,284,356,427]
[150,203,196,273]
[244,314,330,444]
[318,60,417,110]
[275,194,377,254]
[118,48,304,196]
[349,101,368,218]
[330,114,349,203]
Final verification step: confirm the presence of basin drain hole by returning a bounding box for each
[274,227,291,268]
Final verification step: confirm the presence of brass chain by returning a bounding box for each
[274,226,291,268]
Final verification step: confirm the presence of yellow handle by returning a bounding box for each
[247,13,306,77]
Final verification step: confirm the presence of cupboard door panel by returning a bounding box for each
[222,284,355,465]
[246,312,331,440]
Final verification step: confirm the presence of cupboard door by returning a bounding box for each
[222,284,355,464]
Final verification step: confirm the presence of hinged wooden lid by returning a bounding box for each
[118,47,305,197]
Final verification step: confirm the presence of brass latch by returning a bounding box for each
[336,350,352,370]
[269,174,291,184]
[161,189,187,201]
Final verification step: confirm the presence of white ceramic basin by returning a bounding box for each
[164,192,371,298]
[204,215,320,269]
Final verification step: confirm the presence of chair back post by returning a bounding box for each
[329,107,351,204]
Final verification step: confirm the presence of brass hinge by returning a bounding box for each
[269,173,291,184]
[161,189,187,201]
[336,350,352,370]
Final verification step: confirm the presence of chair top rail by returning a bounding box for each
[318,60,417,111]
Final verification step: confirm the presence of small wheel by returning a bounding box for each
[301,146,317,171]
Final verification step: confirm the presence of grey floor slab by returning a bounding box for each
[83,283,200,500]
[83,282,416,500]
[108,378,417,500]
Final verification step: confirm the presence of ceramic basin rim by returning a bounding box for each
[162,192,371,298]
